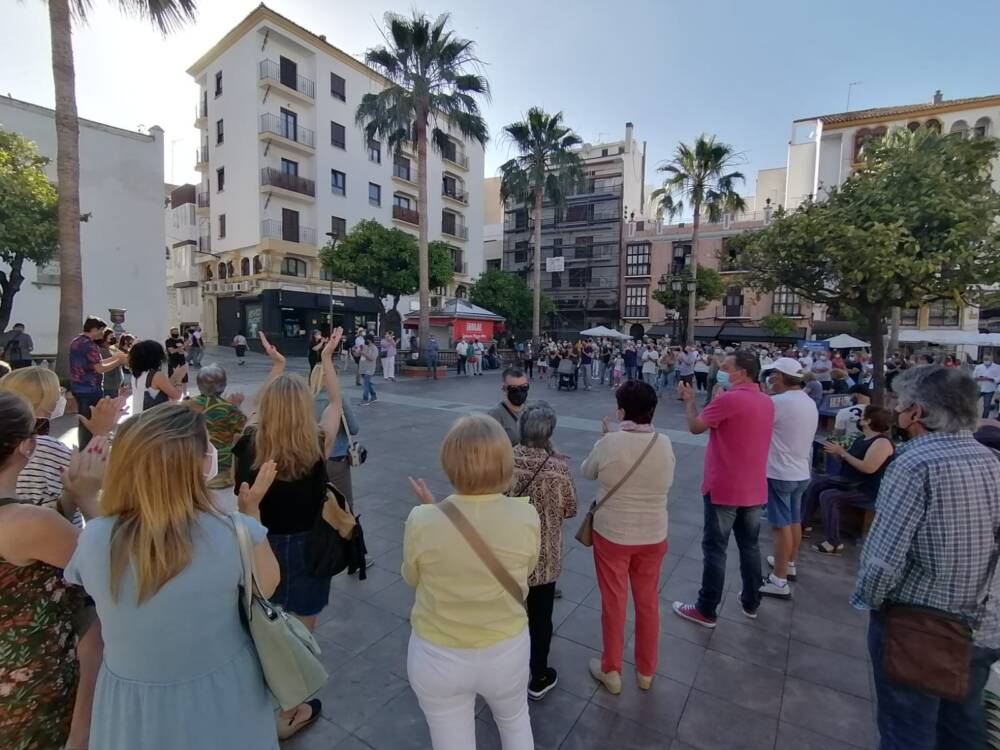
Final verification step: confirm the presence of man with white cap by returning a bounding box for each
[760,357,818,598]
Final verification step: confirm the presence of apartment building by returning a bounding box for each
[187,4,485,353]
[502,123,646,339]
[164,183,204,330]
[483,176,503,273]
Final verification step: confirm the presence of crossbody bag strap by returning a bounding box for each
[592,432,660,515]
[437,501,525,608]
[229,513,258,614]
[513,452,551,497]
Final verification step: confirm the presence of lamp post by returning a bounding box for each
[658,274,697,344]
[324,231,339,333]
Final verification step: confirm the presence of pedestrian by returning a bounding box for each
[677,346,696,389]
[98,330,124,399]
[759,358,818,599]
[128,340,185,415]
[487,367,530,445]
[164,327,186,378]
[359,334,379,404]
[507,402,577,701]
[673,349,774,626]
[471,338,485,376]
[522,342,534,379]
[1,323,34,369]
[578,340,593,390]
[973,353,1000,418]
[190,363,246,493]
[801,371,823,406]
[69,316,128,448]
[853,365,1000,749]
[812,350,833,390]
[455,337,468,376]
[641,343,658,387]
[380,331,397,381]
[584,381,675,693]
[693,350,710,391]
[548,346,561,388]
[353,328,366,386]
[611,350,625,388]
[403,415,540,749]
[425,335,440,380]
[599,341,612,385]
[186,326,204,368]
[657,346,675,391]
[307,330,324,372]
[623,343,638,382]
[231,333,248,365]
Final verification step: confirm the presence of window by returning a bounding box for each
[974,117,992,138]
[216,119,224,145]
[214,71,222,97]
[927,300,960,327]
[900,306,918,326]
[550,272,561,289]
[569,267,592,288]
[330,216,346,241]
[331,169,346,196]
[771,286,801,316]
[486,258,501,271]
[393,194,411,210]
[330,121,345,149]
[216,167,225,192]
[368,182,381,207]
[280,158,298,176]
[218,214,226,239]
[925,118,942,134]
[280,257,307,277]
[330,72,346,101]
[393,155,411,181]
[565,204,590,222]
[514,209,528,231]
[601,148,608,157]
[226,260,234,278]
[279,108,298,141]
[625,286,648,318]
[575,236,593,260]
[671,242,691,275]
[368,139,381,164]
[852,126,886,162]
[240,257,250,276]
[252,255,263,274]
[514,241,528,263]
[205,265,213,280]
[218,262,227,279]
[626,243,651,276]
[442,210,458,236]
[723,286,744,317]
[949,120,969,138]
[720,237,742,270]
[551,238,563,256]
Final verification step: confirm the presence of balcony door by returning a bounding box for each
[723,286,744,318]
[443,174,457,197]
[282,208,300,243]
[279,56,297,89]
[442,211,457,236]
[280,108,297,142]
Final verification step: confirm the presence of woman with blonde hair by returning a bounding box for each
[405,413,540,749]
[64,403,280,749]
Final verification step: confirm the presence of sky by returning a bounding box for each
[2,0,999,201]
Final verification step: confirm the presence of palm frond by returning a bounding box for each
[654,134,746,218]
[116,0,196,34]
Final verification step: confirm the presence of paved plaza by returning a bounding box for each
[65,347,878,749]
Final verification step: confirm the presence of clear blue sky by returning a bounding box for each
[2,0,998,198]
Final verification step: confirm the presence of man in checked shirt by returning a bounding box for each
[853,365,1000,750]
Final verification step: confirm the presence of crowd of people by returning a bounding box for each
[2,314,1000,750]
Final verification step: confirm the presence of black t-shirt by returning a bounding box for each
[165,337,186,367]
[601,345,612,364]
[581,345,593,365]
[232,430,328,534]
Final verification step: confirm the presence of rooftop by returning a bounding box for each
[795,92,1000,129]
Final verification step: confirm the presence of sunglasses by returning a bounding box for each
[505,385,530,394]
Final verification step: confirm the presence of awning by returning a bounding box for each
[824,333,870,348]
[693,325,807,343]
[898,329,1000,346]
[580,326,630,339]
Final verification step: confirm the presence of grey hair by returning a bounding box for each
[894,364,979,432]
[196,363,228,397]
[518,401,557,450]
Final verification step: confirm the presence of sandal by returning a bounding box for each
[811,541,844,555]
[276,698,322,740]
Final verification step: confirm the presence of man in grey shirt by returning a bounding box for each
[487,367,529,445]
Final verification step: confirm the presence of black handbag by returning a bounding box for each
[306,483,368,579]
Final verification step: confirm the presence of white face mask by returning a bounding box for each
[203,443,219,481]
[49,394,67,420]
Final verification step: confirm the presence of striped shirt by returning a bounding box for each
[851,431,1000,647]
[16,435,73,513]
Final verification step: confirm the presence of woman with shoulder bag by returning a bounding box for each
[404,414,540,749]
[581,381,676,694]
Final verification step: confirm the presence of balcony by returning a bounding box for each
[393,204,420,225]
[196,191,210,215]
[258,114,315,154]
[261,218,316,246]
[260,167,315,201]
[198,235,211,254]
[442,186,468,205]
[441,222,469,241]
[392,163,416,184]
[258,59,315,101]
[717,304,750,319]
[194,145,209,171]
[194,97,207,127]
[442,150,469,170]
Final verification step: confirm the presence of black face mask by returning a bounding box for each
[506,386,529,407]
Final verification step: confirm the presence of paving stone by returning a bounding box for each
[478,687,587,749]
[776,721,869,749]
[790,609,870,661]
[357,623,411,681]
[590,665,689,737]
[353,689,431,749]
[693,649,784,716]
[786,640,871,700]
[553,567,598,604]
[624,628,706,686]
[283,717,350,749]
[676,688,778,750]
[556,599,632,652]
[363,578,416,620]
[544,636,600,700]
[330,563,401,602]
[313,596,406,656]
[317,654,409,732]
[717,589,794,636]
[708,619,790,672]
[559,702,674,749]
[780,677,875,749]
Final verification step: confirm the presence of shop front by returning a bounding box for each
[403,299,505,347]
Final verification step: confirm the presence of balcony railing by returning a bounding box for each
[197,191,210,208]
[443,186,468,203]
[393,205,420,225]
[393,163,414,182]
[261,218,316,245]
[195,99,207,119]
[258,59,315,99]
[260,168,316,197]
[442,150,469,169]
[717,304,749,319]
[259,114,315,148]
[195,145,208,164]
[441,223,468,240]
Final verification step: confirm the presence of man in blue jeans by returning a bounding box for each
[68,315,128,448]
[672,349,775,626]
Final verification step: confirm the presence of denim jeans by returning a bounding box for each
[981,391,994,418]
[868,612,1000,750]
[361,373,377,401]
[579,366,591,389]
[696,495,763,618]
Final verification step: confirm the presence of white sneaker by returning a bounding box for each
[766,555,796,581]
[759,574,792,599]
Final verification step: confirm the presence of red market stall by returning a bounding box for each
[403,299,505,345]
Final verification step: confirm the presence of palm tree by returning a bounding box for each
[498,108,582,348]
[46,0,196,375]
[652,135,745,345]
[356,11,489,347]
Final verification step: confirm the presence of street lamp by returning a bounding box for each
[324,231,339,333]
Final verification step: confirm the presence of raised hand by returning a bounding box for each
[63,436,111,501]
[226,392,246,408]
[238,460,278,514]
[677,381,695,402]
[321,327,344,361]
[259,332,285,366]
[80,396,127,437]
[407,476,437,505]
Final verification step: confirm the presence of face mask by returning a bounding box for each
[203,443,219,481]
[506,385,529,407]
[716,371,731,390]
[50,394,66,420]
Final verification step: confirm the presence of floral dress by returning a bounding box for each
[0,500,84,750]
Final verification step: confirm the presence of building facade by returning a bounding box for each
[164,183,205,331]
[501,123,646,339]
[482,176,502,273]
[0,95,166,354]
[187,4,485,354]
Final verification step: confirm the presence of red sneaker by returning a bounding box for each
[671,601,717,629]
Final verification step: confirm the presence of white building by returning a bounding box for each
[0,95,166,354]
[164,183,203,330]
[186,4,485,354]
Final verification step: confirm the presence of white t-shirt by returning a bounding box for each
[456,341,468,356]
[641,349,659,374]
[835,404,866,439]
[974,363,1000,394]
[767,389,819,481]
[812,357,833,382]
[798,355,814,372]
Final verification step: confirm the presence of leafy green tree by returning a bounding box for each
[498,109,582,348]
[469,269,554,334]
[319,220,453,336]
[733,126,1000,402]
[651,135,746,345]
[651,267,725,313]
[760,313,798,338]
[356,11,489,346]
[0,129,58,332]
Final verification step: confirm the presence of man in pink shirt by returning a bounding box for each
[672,349,775,627]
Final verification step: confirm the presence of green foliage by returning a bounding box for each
[651,135,746,221]
[498,108,583,206]
[760,313,798,337]
[651,267,726,312]
[469,270,554,332]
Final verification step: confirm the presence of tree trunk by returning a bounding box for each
[686,203,701,346]
[531,187,543,351]
[865,304,888,406]
[415,112,430,351]
[0,258,26,333]
[49,0,82,378]
[888,306,901,355]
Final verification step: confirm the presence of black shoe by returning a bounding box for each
[528,668,558,701]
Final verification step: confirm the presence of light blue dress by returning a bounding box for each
[65,512,279,750]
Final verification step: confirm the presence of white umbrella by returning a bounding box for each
[580,326,629,339]
[823,333,870,349]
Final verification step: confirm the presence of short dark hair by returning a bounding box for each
[83,315,108,333]
[730,349,759,381]
[128,339,166,376]
[501,367,525,382]
[863,405,893,433]
[848,384,870,397]
[616,380,657,424]
[12,323,24,329]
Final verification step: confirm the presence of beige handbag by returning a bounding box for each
[575,432,660,547]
